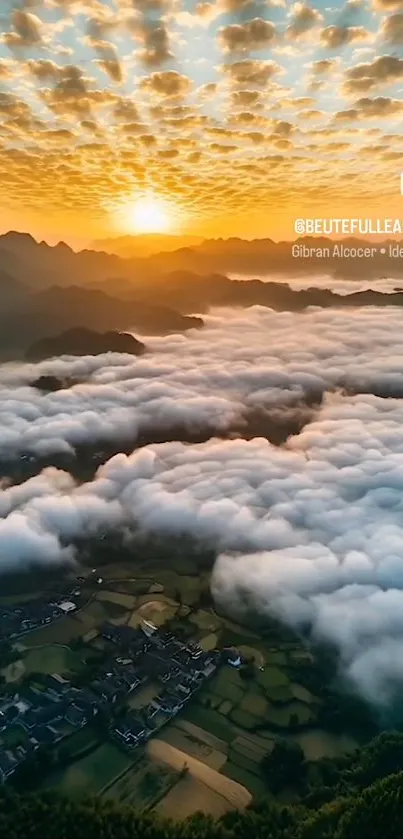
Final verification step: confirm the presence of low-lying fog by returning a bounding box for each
[1,303,403,707]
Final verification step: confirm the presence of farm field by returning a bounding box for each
[22,644,82,676]
[156,772,236,821]
[60,725,100,760]
[96,590,138,609]
[158,722,227,770]
[44,742,132,796]
[294,730,359,760]
[4,559,364,812]
[148,739,252,819]
[20,616,85,647]
[103,755,178,811]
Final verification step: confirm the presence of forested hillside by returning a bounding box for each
[3,731,403,839]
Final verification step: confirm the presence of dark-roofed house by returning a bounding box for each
[20,702,64,731]
[0,751,17,782]
[113,714,148,748]
[65,705,88,728]
[41,675,70,699]
[31,725,58,748]
[91,679,119,705]
[156,692,183,714]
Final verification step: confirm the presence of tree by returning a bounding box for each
[335,772,403,839]
[239,663,255,681]
[261,739,306,793]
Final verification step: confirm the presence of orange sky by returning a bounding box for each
[1,1,403,247]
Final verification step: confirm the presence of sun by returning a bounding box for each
[127,195,171,234]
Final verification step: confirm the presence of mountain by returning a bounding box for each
[0,231,128,289]
[26,328,146,361]
[0,285,204,359]
[0,268,27,308]
[4,232,403,298]
[94,270,403,315]
[91,233,205,258]
[142,237,403,279]
[31,374,82,392]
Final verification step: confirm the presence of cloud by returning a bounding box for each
[3,10,42,49]
[372,0,403,9]
[335,95,403,119]
[4,305,403,706]
[343,55,403,94]
[140,70,191,97]
[218,18,276,52]
[135,21,173,67]
[86,33,123,83]
[286,2,323,39]
[320,24,370,49]
[222,58,282,85]
[27,58,61,79]
[380,12,403,43]
[310,58,337,75]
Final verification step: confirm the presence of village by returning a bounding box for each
[0,560,338,817]
[0,616,232,783]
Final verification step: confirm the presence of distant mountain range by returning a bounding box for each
[92,233,205,258]
[1,229,403,360]
[2,230,403,291]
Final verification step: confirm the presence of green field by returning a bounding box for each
[45,742,132,796]
[23,644,82,676]
[256,666,290,689]
[60,726,100,761]
[21,617,84,648]
[222,760,268,798]
[74,596,131,629]
[97,590,138,609]
[103,757,178,811]
[239,694,269,717]
[229,709,260,730]
[182,706,236,743]
[264,701,315,728]
[189,610,221,631]
[207,666,247,703]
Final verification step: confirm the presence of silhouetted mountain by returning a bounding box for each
[2,231,403,294]
[2,229,403,361]
[31,374,82,392]
[142,237,403,279]
[0,285,204,359]
[26,328,146,361]
[92,233,205,257]
[0,230,126,289]
[99,269,403,314]
[0,268,27,308]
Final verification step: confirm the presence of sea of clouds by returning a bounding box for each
[2,304,403,704]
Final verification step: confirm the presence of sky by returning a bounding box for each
[0,0,403,245]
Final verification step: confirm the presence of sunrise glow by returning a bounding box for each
[125,196,172,234]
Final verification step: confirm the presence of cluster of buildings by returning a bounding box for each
[101,621,219,749]
[0,586,82,642]
[0,620,220,781]
[0,675,83,782]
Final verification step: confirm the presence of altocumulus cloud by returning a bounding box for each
[2,305,403,704]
